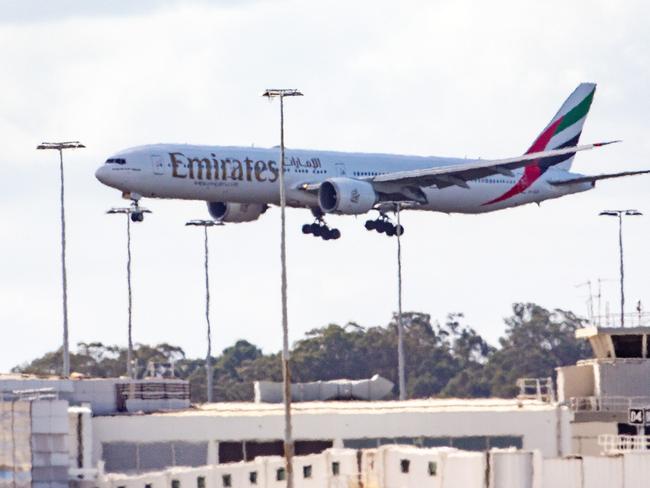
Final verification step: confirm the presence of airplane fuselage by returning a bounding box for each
[95,144,593,214]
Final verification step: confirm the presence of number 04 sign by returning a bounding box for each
[628,408,650,425]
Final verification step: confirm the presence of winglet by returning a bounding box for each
[593,140,622,147]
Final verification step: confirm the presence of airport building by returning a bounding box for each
[2,326,650,487]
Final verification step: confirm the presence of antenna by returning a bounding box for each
[575,280,594,322]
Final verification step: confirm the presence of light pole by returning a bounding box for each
[185,219,223,403]
[107,204,151,378]
[262,88,303,488]
[36,141,85,377]
[599,209,642,327]
[395,204,406,400]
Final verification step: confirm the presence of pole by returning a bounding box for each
[58,149,70,377]
[204,226,213,403]
[619,214,625,327]
[126,213,134,378]
[396,204,406,400]
[597,279,602,327]
[278,94,294,488]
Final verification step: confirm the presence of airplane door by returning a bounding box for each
[151,154,165,175]
[335,163,347,176]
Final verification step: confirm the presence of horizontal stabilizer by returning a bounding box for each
[548,169,650,186]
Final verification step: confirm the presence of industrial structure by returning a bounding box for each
[3,325,650,487]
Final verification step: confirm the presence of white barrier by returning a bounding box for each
[442,450,486,488]
[542,458,581,488]
[622,452,650,488]
[95,448,358,488]
[360,445,485,488]
[582,455,622,488]
[489,449,538,488]
[93,445,650,488]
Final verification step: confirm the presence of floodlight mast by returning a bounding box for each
[36,141,85,378]
[396,204,406,400]
[185,219,223,403]
[107,205,151,378]
[262,88,303,488]
[599,209,643,327]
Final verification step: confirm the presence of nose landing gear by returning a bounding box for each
[365,215,404,237]
[129,200,149,222]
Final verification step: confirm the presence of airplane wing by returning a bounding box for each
[547,170,650,186]
[369,141,618,189]
[299,141,618,196]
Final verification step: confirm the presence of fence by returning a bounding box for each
[516,377,555,402]
[570,396,650,412]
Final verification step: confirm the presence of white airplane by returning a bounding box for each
[96,83,648,240]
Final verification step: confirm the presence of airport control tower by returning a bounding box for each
[557,326,650,455]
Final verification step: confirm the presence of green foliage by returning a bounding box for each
[12,303,592,402]
[481,303,591,397]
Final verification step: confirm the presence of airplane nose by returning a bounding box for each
[95,165,110,184]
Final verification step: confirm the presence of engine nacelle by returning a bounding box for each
[318,177,377,215]
[207,202,267,223]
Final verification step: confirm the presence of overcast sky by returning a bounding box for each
[2,0,650,372]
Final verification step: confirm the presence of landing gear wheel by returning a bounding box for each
[376,220,387,233]
[302,214,340,241]
[131,211,144,223]
[365,220,376,231]
[395,224,404,236]
[385,225,395,237]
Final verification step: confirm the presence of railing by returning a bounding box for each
[590,312,650,327]
[599,434,650,453]
[570,396,650,412]
[12,388,58,401]
[516,377,555,402]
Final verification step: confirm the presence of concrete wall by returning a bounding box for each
[570,422,617,457]
[594,360,650,397]
[92,446,650,488]
[542,458,581,488]
[556,364,594,402]
[582,456,622,488]
[91,401,567,467]
[361,446,486,488]
[31,399,70,488]
[96,449,358,488]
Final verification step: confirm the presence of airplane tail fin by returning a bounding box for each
[526,82,596,170]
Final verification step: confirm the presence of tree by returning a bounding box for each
[12,303,592,402]
[481,303,591,397]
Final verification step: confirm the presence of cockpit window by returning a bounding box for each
[106,158,126,165]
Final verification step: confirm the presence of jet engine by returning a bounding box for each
[318,177,377,215]
[207,202,268,223]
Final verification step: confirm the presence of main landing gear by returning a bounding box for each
[302,208,341,241]
[365,215,404,237]
[302,220,341,240]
